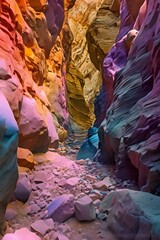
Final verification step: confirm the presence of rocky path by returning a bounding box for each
[2,141,138,240]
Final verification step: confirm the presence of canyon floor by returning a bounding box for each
[3,138,138,240]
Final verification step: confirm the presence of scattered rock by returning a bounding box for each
[47,194,74,223]
[93,177,113,191]
[99,189,160,239]
[64,177,81,189]
[31,219,50,236]
[14,176,31,203]
[74,195,96,221]
[30,203,41,214]
[2,228,41,240]
[76,160,87,165]
[5,208,17,221]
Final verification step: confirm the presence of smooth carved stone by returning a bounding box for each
[99,190,160,239]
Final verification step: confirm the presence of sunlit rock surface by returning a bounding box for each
[100,189,160,239]
[66,0,119,131]
[0,0,65,152]
[86,0,119,71]
[0,0,64,230]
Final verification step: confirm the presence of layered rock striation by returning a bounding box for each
[97,0,160,192]
[0,0,66,153]
[65,0,119,132]
[0,0,65,232]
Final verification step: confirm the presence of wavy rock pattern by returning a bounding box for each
[65,0,119,132]
[66,0,107,130]
[98,0,160,191]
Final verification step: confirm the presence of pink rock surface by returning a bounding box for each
[2,228,41,240]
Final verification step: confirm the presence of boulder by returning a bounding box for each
[19,96,58,153]
[31,219,51,236]
[2,228,41,240]
[47,194,74,223]
[99,189,160,239]
[17,148,35,170]
[74,195,96,221]
[14,175,31,203]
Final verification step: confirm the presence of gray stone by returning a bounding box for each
[99,189,160,239]
[74,195,96,221]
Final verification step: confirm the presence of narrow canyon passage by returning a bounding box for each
[1,0,160,240]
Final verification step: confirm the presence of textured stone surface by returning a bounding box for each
[87,0,119,70]
[17,148,35,170]
[2,228,41,240]
[74,195,96,221]
[91,0,160,192]
[47,194,74,223]
[0,0,66,154]
[99,189,160,239]
[66,0,105,130]
[19,96,59,153]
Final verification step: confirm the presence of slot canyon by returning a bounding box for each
[0,0,160,239]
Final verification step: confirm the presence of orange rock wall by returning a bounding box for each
[0,0,65,152]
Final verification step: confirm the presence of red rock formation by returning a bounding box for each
[0,0,66,152]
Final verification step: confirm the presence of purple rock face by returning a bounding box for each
[47,194,74,223]
[45,0,64,42]
[97,0,160,191]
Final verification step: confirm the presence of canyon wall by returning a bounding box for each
[97,0,160,193]
[0,0,65,231]
[0,0,66,153]
[66,0,119,132]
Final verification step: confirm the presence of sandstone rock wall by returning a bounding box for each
[65,0,119,132]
